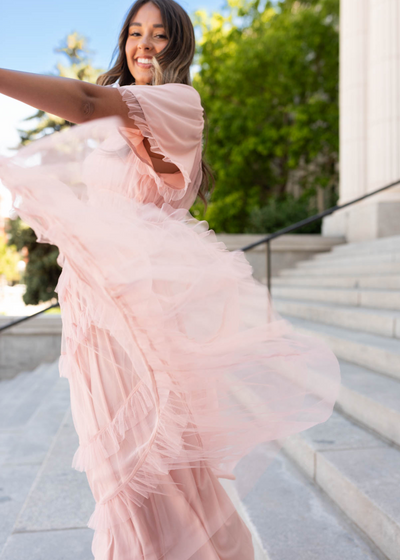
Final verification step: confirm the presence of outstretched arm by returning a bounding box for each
[0,68,178,172]
[0,67,133,126]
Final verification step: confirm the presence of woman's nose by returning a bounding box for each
[137,34,153,51]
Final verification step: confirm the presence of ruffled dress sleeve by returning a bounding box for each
[115,83,204,208]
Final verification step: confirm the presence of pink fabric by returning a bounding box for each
[0,83,341,559]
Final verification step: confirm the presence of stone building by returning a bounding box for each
[323,0,400,242]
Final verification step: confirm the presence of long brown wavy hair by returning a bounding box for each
[97,0,214,207]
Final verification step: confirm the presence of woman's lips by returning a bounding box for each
[135,58,153,68]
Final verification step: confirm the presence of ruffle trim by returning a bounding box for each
[87,189,255,283]
[85,374,255,532]
[82,360,238,531]
[116,85,191,204]
[72,380,155,472]
[86,388,202,531]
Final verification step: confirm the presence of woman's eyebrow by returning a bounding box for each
[129,22,165,28]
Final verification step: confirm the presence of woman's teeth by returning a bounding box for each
[137,58,152,65]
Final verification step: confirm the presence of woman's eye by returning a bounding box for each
[129,33,167,38]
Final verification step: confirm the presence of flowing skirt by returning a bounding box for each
[0,115,341,559]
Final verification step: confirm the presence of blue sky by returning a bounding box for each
[0,0,221,74]
[0,0,224,216]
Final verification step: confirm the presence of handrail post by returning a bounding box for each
[266,239,271,296]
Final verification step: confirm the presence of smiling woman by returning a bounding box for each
[0,1,341,559]
[123,3,177,172]
[125,3,169,85]
[95,0,207,182]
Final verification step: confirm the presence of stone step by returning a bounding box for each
[1,366,71,467]
[0,363,48,409]
[0,406,95,560]
[337,360,400,449]
[0,359,71,557]
[0,360,62,431]
[281,316,400,381]
[280,261,400,277]
[272,285,400,310]
[281,410,400,560]
[272,274,400,290]
[273,306,400,447]
[274,299,400,338]
[0,528,94,560]
[328,234,400,258]
[0,398,270,560]
[219,479,271,559]
[314,247,400,263]
[0,462,44,557]
[1,388,383,560]
[314,243,400,259]
[298,251,400,269]
[233,441,383,560]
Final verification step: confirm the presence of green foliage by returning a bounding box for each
[7,33,107,305]
[193,0,339,232]
[6,218,60,304]
[245,184,339,234]
[0,233,21,284]
[245,193,321,233]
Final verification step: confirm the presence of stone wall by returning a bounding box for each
[0,315,62,379]
[217,233,345,284]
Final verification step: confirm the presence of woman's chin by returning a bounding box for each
[131,68,153,85]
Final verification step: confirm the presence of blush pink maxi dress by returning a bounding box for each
[0,83,341,560]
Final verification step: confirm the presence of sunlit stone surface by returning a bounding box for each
[323,0,400,242]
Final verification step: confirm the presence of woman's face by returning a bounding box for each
[125,2,168,85]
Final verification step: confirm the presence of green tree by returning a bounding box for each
[0,232,21,284]
[6,32,106,305]
[192,0,339,233]
[5,217,61,304]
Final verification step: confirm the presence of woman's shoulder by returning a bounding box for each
[158,83,201,97]
[116,82,202,106]
[157,84,202,111]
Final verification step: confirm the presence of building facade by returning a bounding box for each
[323,0,400,241]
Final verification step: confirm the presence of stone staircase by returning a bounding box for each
[0,361,385,560]
[253,233,400,560]
[2,235,400,559]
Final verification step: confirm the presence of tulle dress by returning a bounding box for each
[0,82,341,560]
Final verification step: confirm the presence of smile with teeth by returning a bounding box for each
[136,57,153,67]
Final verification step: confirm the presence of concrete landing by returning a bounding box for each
[0,360,94,560]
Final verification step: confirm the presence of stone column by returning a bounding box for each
[323,0,400,242]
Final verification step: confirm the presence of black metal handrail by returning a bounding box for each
[1,177,399,334]
[239,178,400,293]
[0,302,60,333]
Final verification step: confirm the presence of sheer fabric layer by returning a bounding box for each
[0,83,341,560]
